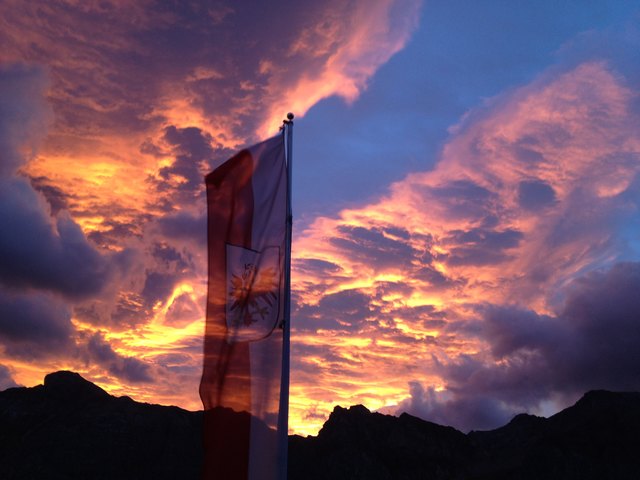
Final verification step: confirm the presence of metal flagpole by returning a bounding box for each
[278,112,294,479]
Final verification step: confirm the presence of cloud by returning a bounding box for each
[0,179,117,298]
[154,211,206,245]
[0,365,20,390]
[0,63,146,391]
[479,306,558,360]
[330,225,418,271]
[0,64,120,298]
[164,292,201,327]
[0,64,52,177]
[444,227,523,267]
[29,176,72,215]
[517,180,557,211]
[147,125,224,211]
[0,0,427,422]
[0,290,73,358]
[291,57,640,431]
[2,0,423,148]
[0,0,424,332]
[403,261,640,432]
[396,381,513,432]
[257,0,423,136]
[293,289,375,336]
[84,333,154,384]
[2,0,638,437]
[298,59,640,304]
[550,262,640,392]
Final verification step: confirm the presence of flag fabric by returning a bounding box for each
[200,133,289,480]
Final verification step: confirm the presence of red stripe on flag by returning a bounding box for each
[202,149,254,480]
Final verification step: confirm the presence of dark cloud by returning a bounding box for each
[292,341,374,381]
[0,179,115,298]
[294,258,343,276]
[444,227,523,266]
[163,126,216,162]
[87,219,144,249]
[373,281,414,299]
[518,179,557,210]
[151,353,198,375]
[72,240,194,329]
[0,63,51,177]
[139,242,194,310]
[151,242,192,270]
[413,266,454,287]
[164,293,201,327]
[405,262,640,432]
[382,226,411,240]
[436,351,551,408]
[477,263,640,396]
[554,262,640,391]
[397,381,513,431]
[481,306,559,359]
[29,176,71,215]
[0,365,20,390]
[390,304,446,326]
[86,333,153,384]
[512,144,546,165]
[432,180,496,220]
[331,225,418,270]
[151,126,221,207]
[0,290,73,358]
[141,272,180,307]
[293,287,382,334]
[318,289,373,328]
[155,212,206,245]
[0,65,118,300]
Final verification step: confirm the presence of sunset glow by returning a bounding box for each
[1,0,640,437]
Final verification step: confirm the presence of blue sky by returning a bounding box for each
[294,0,639,218]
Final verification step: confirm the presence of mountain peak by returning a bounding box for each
[331,404,371,417]
[43,370,109,399]
[579,388,640,405]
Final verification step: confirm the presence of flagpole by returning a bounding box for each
[278,112,294,479]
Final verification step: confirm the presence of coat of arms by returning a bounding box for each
[225,244,281,342]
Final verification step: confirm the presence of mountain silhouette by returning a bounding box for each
[1,371,639,479]
[290,391,640,479]
[0,371,202,479]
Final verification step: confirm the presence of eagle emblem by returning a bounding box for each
[226,244,281,342]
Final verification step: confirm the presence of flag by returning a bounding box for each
[200,132,289,480]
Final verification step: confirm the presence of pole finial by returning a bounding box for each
[282,113,294,127]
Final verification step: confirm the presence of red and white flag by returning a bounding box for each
[200,133,289,480]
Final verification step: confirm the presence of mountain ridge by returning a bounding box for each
[2,371,640,479]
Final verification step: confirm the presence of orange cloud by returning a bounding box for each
[257,0,423,137]
[289,61,640,431]
[1,0,427,435]
[4,0,639,438]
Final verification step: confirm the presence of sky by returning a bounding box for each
[1,0,640,436]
